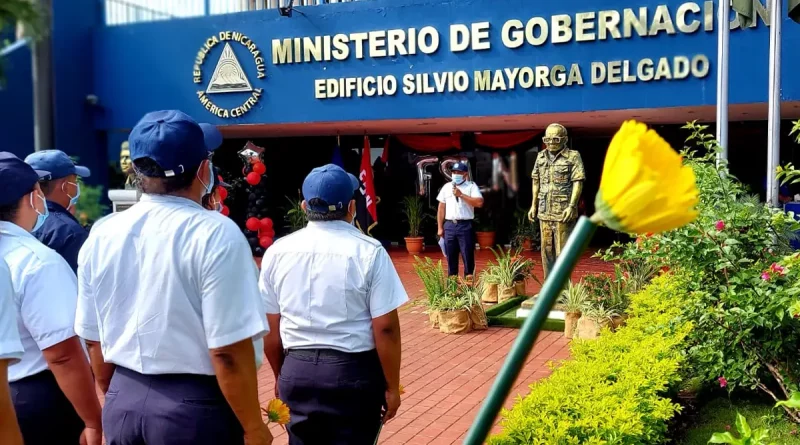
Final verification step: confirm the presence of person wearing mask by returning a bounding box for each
[436,161,484,278]
[0,152,102,445]
[23,150,91,274]
[261,164,408,445]
[0,259,24,445]
[75,110,271,445]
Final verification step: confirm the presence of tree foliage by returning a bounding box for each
[0,0,45,85]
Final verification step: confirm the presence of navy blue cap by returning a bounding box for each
[0,152,51,206]
[24,150,91,180]
[199,123,223,151]
[302,164,359,213]
[129,110,217,177]
[451,161,468,172]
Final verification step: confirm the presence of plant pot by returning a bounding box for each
[564,312,581,339]
[521,238,534,251]
[575,316,610,340]
[404,236,424,254]
[481,283,498,303]
[610,314,628,331]
[428,310,440,329]
[439,309,472,334]
[476,231,496,249]
[514,280,526,296]
[469,305,488,331]
[497,284,516,303]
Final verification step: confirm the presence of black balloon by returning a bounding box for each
[254,247,265,256]
[247,237,258,247]
[255,199,265,207]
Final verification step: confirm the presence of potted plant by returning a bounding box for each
[432,277,474,334]
[479,267,499,303]
[284,193,308,233]
[402,195,426,254]
[558,281,589,339]
[413,256,448,329]
[462,278,488,331]
[489,247,535,303]
[474,209,496,249]
[575,304,616,340]
[511,209,540,252]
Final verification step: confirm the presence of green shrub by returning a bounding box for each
[489,273,692,445]
[601,123,800,417]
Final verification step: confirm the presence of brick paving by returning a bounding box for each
[262,247,613,444]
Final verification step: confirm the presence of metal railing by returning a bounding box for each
[105,0,364,26]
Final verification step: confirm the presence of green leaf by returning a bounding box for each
[708,432,738,444]
[735,412,751,438]
[775,392,800,409]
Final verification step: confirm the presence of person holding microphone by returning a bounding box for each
[436,161,484,278]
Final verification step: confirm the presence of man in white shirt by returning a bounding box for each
[436,161,484,277]
[0,152,102,445]
[0,260,24,445]
[75,110,272,445]
[261,164,408,445]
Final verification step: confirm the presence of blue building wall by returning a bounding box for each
[0,42,34,159]
[90,0,800,130]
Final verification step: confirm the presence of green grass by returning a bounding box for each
[677,397,800,445]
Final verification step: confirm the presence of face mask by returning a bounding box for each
[64,181,80,210]
[453,174,465,185]
[30,192,49,232]
[209,196,223,213]
[197,161,215,198]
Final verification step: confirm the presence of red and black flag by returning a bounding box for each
[355,136,378,236]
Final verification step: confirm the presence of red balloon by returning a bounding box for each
[218,187,228,201]
[252,162,266,175]
[217,174,224,183]
[259,236,274,249]
[220,205,230,216]
[245,217,261,231]
[259,218,273,230]
[262,228,275,238]
[246,172,261,185]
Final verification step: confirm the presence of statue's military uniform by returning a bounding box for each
[531,148,585,276]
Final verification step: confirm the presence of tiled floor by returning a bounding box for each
[262,247,613,444]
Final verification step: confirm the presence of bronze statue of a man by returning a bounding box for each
[120,141,136,189]
[528,123,585,278]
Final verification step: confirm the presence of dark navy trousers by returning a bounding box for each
[278,349,385,445]
[444,220,475,276]
[10,370,83,445]
[103,367,243,445]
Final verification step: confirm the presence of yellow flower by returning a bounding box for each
[262,398,290,425]
[399,384,405,395]
[592,120,699,234]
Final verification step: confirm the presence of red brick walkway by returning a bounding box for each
[263,247,612,444]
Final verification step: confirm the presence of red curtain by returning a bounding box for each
[474,131,539,149]
[394,133,462,153]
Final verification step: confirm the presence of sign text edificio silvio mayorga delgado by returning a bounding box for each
[272,1,718,100]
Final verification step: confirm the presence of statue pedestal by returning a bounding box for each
[108,189,140,213]
[515,295,566,320]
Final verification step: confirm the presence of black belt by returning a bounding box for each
[286,348,375,359]
[446,219,473,224]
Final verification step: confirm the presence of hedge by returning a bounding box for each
[489,274,692,445]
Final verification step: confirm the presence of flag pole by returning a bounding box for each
[716,0,730,165]
[766,0,782,207]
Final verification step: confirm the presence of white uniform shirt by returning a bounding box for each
[260,220,408,353]
[75,194,268,375]
[437,181,483,220]
[0,222,79,382]
[0,259,23,365]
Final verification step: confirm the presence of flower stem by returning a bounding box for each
[463,216,598,445]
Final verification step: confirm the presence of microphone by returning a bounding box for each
[454,181,460,202]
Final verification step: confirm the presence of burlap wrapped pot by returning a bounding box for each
[439,309,472,334]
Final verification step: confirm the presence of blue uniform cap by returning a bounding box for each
[129,110,218,177]
[199,123,223,151]
[0,152,51,206]
[451,161,469,172]
[302,164,360,213]
[24,149,91,180]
